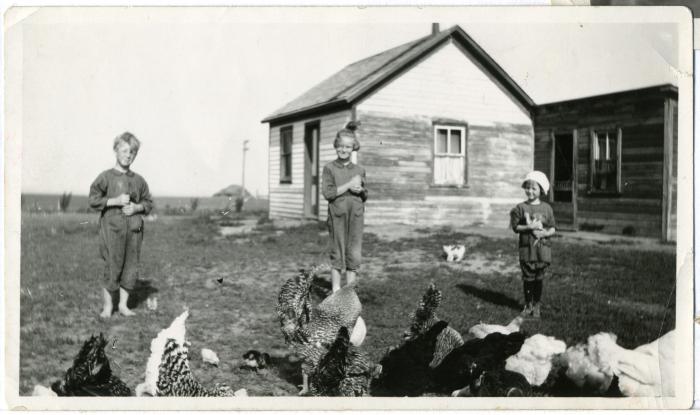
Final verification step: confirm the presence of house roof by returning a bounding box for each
[534,84,678,113]
[262,25,535,124]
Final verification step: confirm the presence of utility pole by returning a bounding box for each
[241,140,249,199]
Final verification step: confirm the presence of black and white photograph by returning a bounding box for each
[3,5,694,410]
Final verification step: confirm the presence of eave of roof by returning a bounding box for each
[534,83,678,112]
[262,25,535,124]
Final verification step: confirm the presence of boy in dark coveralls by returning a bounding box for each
[89,132,153,318]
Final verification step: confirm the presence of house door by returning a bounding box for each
[550,131,577,230]
[304,122,320,218]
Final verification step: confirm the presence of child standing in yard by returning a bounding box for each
[89,132,153,318]
[322,121,367,292]
[510,171,556,318]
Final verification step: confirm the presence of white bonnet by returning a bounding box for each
[524,171,550,195]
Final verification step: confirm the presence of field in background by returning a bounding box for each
[18,212,675,396]
[20,193,269,214]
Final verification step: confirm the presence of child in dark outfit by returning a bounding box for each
[321,122,367,292]
[510,171,556,318]
[89,132,153,318]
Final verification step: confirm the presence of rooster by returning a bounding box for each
[51,333,131,396]
[404,284,464,368]
[372,320,450,396]
[434,331,526,394]
[135,310,238,397]
[307,326,381,397]
[276,266,365,394]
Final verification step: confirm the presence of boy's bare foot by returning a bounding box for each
[100,308,112,319]
[118,306,136,316]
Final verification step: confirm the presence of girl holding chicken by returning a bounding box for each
[510,171,556,318]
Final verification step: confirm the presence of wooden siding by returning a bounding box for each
[269,110,351,220]
[534,88,674,238]
[357,110,532,227]
[357,40,531,126]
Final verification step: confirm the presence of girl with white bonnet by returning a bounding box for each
[509,171,557,318]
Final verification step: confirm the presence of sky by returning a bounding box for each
[10,7,682,197]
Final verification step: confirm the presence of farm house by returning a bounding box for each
[534,85,678,241]
[261,24,536,227]
[261,24,678,240]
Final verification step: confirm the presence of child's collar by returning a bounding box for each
[112,167,134,177]
[333,158,354,168]
[526,199,541,205]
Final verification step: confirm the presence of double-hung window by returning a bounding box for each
[589,127,622,193]
[433,125,467,186]
[280,126,293,183]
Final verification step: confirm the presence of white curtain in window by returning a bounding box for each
[434,155,464,185]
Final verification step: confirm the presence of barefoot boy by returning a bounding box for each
[89,132,153,317]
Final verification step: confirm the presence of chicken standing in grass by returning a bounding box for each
[307,326,381,397]
[276,266,366,394]
[404,284,464,368]
[51,333,131,396]
[135,310,239,397]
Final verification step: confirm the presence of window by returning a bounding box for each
[280,126,293,183]
[589,127,622,193]
[433,125,466,186]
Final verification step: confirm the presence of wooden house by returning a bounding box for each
[534,85,678,241]
[261,25,536,228]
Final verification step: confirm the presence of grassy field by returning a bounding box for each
[18,212,676,396]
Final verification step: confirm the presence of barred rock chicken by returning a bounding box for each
[404,284,464,368]
[51,333,131,396]
[135,310,237,397]
[307,326,381,397]
[434,331,526,394]
[372,320,450,396]
[276,266,365,394]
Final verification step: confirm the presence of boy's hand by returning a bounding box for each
[122,202,140,216]
[117,193,131,206]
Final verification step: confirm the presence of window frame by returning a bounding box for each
[432,124,468,187]
[588,126,622,195]
[279,125,293,184]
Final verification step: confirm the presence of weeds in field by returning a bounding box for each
[58,192,72,213]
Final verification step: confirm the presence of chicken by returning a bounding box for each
[32,385,58,397]
[201,348,220,366]
[276,266,365,394]
[241,350,271,371]
[51,333,131,396]
[504,334,567,387]
[451,368,532,397]
[307,326,381,397]
[135,310,237,397]
[468,316,524,340]
[560,336,615,395]
[404,284,464,368]
[434,331,526,393]
[584,330,674,397]
[371,321,450,397]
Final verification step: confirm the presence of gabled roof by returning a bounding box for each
[262,25,535,124]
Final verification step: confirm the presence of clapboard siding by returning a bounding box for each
[358,40,530,126]
[269,109,351,219]
[534,86,677,239]
[356,110,533,211]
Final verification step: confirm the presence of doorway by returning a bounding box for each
[550,131,577,229]
[304,122,320,218]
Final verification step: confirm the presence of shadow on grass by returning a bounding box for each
[456,283,521,311]
[127,279,159,309]
[269,355,302,388]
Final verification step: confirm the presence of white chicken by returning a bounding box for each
[587,330,674,397]
[468,316,524,339]
[505,334,567,386]
[32,384,58,397]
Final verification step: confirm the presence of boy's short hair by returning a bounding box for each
[522,179,545,195]
[113,132,141,153]
[333,121,361,151]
